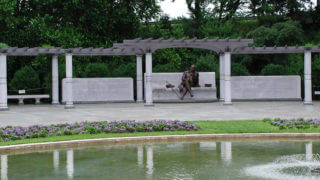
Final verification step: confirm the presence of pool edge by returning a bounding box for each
[1,133,320,153]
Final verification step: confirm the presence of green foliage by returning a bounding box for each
[84,63,110,77]
[194,55,218,72]
[247,20,304,46]
[0,43,9,48]
[113,63,136,77]
[231,63,250,76]
[9,66,40,93]
[0,0,319,93]
[153,63,178,72]
[260,64,288,75]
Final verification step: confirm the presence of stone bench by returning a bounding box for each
[8,94,50,105]
[315,91,320,95]
[145,72,217,102]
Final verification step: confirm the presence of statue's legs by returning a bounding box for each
[180,80,193,100]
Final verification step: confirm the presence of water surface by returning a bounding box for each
[1,139,320,180]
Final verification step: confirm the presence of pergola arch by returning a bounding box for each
[112,38,254,54]
[0,38,320,110]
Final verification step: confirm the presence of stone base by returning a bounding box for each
[64,104,75,109]
[136,100,144,103]
[144,103,154,107]
[223,102,233,105]
[0,107,9,111]
[152,87,217,103]
[304,102,313,105]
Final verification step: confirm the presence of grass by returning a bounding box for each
[1,120,320,146]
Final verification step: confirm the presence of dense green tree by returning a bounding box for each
[9,66,41,93]
[260,64,289,75]
[84,63,110,77]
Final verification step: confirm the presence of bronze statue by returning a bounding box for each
[179,65,200,100]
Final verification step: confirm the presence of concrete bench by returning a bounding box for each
[145,72,217,102]
[8,94,50,104]
[315,91,320,95]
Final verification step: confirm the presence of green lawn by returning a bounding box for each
[1,120,320,146]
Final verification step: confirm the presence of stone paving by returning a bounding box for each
[0,101,319,127]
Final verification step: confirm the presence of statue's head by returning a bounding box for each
[190,65,195,72]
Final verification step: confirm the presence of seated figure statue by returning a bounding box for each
[179,65,200,100]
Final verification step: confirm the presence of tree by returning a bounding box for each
[9,66,41,93]
[247,20,304,46]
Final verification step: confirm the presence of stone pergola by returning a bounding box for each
[0,38,319,110]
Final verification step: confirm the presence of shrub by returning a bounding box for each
[153,63,178,72]
[0,43,9,48]
[195,55,218,72]
[232,63,250,76]
[260,64,288,75]
[112,63,136,77]
[84,63,110,77]
[9,66,41,93]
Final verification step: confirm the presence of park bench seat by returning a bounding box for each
[8,94,50,105]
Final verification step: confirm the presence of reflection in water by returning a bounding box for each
[67,150,74,179]
[1,155,7,180]
[53,150,59,171]
[221,142,232,162]
[137,146,143,167]
[305,142,312,161]
[199,142,216,150]
[146,146,153,177]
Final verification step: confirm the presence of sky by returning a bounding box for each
[159,0,318,19]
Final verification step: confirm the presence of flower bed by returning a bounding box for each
[263,118,320,129]
[0,120,200,142]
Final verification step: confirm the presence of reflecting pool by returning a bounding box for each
[1,139,320,179]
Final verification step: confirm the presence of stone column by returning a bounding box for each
[0,54,8,111]
[66,149,74,179]
[224,52,232,105]
[145,53,153,106]
[53,150,59,171]
[52,55,59,104]
[219,53,225,101]
[136,55,143,103]
[137,146,143,167]
[65,54,74,109]
[305,142,312,161]
[1,155,8,180]
[221,141,232,162]
[146,146,153,176]
[304,50,312,105]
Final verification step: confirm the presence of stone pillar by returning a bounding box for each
[224,52,232,105]
[304,50,312,105]
[305,142,312,161]
[53,150,59,171]
[137,146,143,167]
[1,155,7,180]
[0,54,8,111]
[219,53,225,101]
[145,53,153,106]
[146,146,153,176]
[65,54,74,109]
[136,55,143,103]
[66,149,74,179]
[221,141,232,162]
[52,55,59,104]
